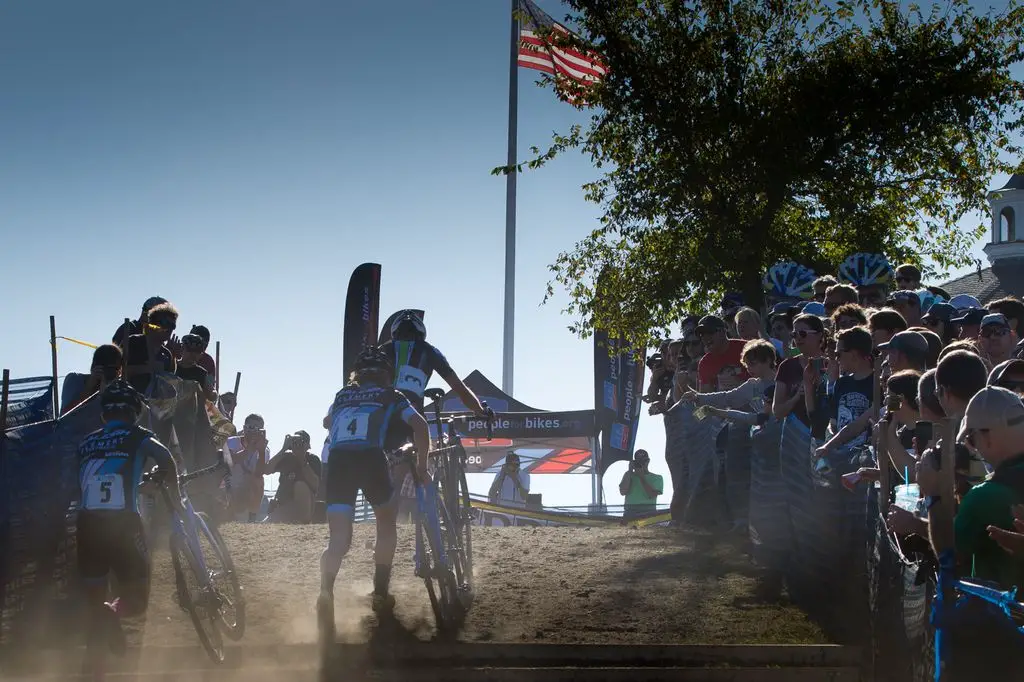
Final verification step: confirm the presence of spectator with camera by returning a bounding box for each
[488,452,530,507]
[644,340,678,415]
[266,430,321,524]
[62,344,124,415]
[619,449,664,519]
[223,414,271,522]
[176,332,216,401]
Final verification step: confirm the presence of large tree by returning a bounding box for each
[500,0,1024,346]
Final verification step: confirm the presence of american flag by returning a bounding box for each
[516,0,607,101]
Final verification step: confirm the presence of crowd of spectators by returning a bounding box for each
[645,257,1024,621]
[66,295,322,525]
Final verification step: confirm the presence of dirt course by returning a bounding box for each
[113,523,825,648]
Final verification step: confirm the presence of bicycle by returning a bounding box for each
[140,461,246,663]
[389,408,491,633]
[422,388,492,612]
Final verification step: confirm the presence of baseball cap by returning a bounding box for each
[801,302,827,317]
[721,292,744,310]
[921,302,955,323]
[963,386,1024,431]
[696,315,727,333]
[980,313,1010,330]
[988,359,1024,387]
[949,294,982,311]
[886,290,920,306]
[770,302,796,319]
[950,308,987,326]
[876,330,929,355]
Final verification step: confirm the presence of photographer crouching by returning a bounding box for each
[266,430,322,524]
[619,450,664,520]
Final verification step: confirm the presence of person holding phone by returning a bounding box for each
[62,344,124,416]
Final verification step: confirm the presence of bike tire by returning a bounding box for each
[415,519,444,628]
[457,467,475,609]
[170,533,225,663]
[430,492,463,630]
[195,511,247,641]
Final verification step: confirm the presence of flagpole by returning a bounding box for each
[502,0,519,396]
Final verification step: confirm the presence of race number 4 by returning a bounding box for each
[332,409,369,443]
[85,473,126,510]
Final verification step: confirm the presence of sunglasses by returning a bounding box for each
[895,275,916,283]
[148,320,176,331]
[792,329,821,339]
[923,318,943,327]
[182,339,204,349]
[243,425,265,433]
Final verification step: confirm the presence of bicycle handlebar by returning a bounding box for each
[142,460,227,487]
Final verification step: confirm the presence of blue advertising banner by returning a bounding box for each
[4,376,54,430]
[594,330,645,475]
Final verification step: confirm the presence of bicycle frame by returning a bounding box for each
[146,462,225,584]
[955,579,1024,636]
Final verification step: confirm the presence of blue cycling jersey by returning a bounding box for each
[326,382,419,453]
[78,421,170,514]
[379,340,452,407]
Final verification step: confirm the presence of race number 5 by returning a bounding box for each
[86,473,125,510]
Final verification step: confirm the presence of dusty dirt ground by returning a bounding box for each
[108,523,825,648]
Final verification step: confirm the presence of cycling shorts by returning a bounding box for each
[76,510,151,609]
[325,448,394,509]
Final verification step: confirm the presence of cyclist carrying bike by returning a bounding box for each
[381,310,488,415]
[318,346,432,635]
[379,311,491,493]
[76,380,186,675]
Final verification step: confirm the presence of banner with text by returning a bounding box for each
[594,329,645,476]
[342,263,381,380]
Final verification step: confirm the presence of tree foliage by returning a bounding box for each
[498,0,1024,347]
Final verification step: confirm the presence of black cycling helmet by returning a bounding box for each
[354,345,395,382]
[100,379,146,418]
[390,310,426,341]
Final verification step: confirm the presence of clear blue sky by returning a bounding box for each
[0,0,1015,507]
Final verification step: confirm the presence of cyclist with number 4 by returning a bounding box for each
[318,346,432,637]
[76,381,186,678]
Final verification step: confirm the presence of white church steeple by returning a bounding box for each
[984,173,1024,265]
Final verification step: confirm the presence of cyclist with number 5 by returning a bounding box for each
[76,380,186,679]
[318,346,432,637]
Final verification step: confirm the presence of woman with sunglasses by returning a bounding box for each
[771,314,830,441]
[122,302,178,394]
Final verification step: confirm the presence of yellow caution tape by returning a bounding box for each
[55,336,99,350]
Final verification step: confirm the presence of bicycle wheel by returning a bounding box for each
[417,487,460,631]
[441,450,472,607]
[195,511,246,641]
[455,465,475,609]
[170,533,225,663]
[414,517,444,627]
